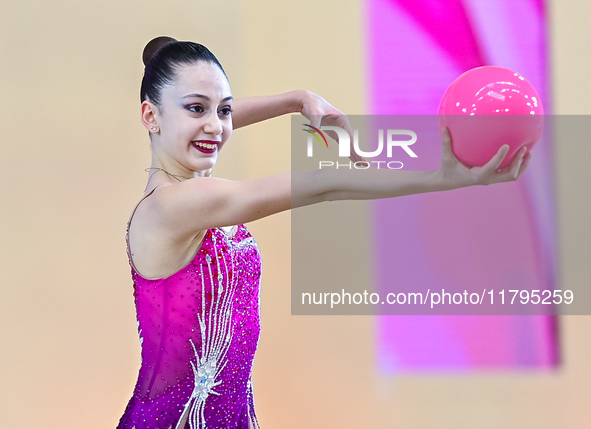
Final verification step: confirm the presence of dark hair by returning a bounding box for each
[140,36,227,105]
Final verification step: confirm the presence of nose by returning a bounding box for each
[203,111,223,136]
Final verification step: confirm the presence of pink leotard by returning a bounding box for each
[117,188,262,429]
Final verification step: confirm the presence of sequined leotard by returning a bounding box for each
[117,188,262,429]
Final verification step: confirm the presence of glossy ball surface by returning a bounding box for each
[438,66,544,168]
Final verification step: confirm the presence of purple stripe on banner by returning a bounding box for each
[393,0,487,69]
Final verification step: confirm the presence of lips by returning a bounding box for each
[191,140,219,154]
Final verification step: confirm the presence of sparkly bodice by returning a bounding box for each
[117,225,262,429]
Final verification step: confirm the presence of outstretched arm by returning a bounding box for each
[149,128,531,242]
[293,128,531,205]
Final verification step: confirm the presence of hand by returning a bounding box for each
[296,90,367,164]
[438,127,531,190]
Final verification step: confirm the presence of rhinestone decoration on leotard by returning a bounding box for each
[118,226,262,429]
[177,232,239,429]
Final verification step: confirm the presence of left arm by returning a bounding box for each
[231,91,303,129]
[231,89,365,163]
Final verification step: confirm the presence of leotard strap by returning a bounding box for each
[125,186,162,274]
[126,186,161,233]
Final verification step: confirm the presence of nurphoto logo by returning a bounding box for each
[302,125,418,169]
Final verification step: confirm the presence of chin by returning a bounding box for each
[192,161,216,173]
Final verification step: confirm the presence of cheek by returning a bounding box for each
[221,127,232,147]
[175,120,194,139]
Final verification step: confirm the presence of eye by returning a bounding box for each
[187,105,204,113]
[219,107,233,116]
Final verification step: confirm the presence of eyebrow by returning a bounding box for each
[182,93,233,102]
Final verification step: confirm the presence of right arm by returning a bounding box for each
[149,129,530,241]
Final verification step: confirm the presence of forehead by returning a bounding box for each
[167,62,231,101]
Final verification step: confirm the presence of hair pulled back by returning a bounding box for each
[140,36,227,106]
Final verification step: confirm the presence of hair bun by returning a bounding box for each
[142,36,178,66]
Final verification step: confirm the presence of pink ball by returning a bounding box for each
[438,66,544,168]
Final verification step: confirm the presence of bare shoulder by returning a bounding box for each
[150,173,293,240]
[127,169,326,278]
[127,184,206,279]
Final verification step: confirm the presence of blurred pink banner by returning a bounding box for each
[366,0,558,370]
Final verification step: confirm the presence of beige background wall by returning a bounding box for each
[0,1,589,427]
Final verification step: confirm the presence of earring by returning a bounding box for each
[151,127,158,131]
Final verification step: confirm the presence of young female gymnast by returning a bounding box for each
[117,36,531,429]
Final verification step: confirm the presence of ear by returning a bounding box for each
[141,100,160,133]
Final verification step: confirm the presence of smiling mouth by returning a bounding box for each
[191,140,221,155]
[192,141,219,150]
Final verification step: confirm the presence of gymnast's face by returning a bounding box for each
[147,61,233,176]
